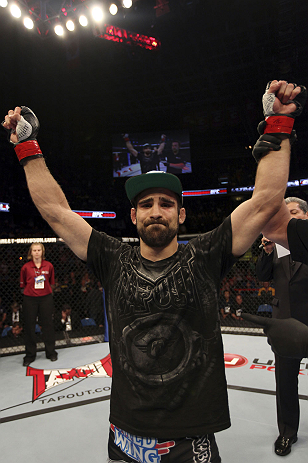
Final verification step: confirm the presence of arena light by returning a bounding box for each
[10,3,21,18]
[23,16,34,29]
[91,5,104,22]
[1,0,149,41]
[79,14,88,27]
[54,24,64,36]
[122,0,132,8]
[109,3,118,15]
[66,19,75,31]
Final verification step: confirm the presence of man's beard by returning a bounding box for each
[136,218,179,248]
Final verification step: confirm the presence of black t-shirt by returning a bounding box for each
[137,151,159,173]
[87,216,237,438]
[166,149,186,174]
[219,294,234,315]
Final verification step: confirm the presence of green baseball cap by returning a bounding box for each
[125,171,183,204]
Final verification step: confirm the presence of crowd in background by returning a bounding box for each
[1,138,308,344]
[0,243,105,345]
[0,237,280,344]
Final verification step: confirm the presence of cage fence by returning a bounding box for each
[0,235,269,356]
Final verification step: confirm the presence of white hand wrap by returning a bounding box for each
[262,92,276,117]
[14,116,33,143]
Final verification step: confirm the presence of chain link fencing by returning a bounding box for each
[0,234,268,356]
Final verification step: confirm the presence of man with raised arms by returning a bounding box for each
[3,80,304,462]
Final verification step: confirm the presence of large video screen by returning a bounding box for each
[112,129,192,178]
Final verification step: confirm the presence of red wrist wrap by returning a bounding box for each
[264,115,294,135]
[14,140,42,163]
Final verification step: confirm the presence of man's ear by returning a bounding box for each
[179,207,186,225]
[131,208,137,225]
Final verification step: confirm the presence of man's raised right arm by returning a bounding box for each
[24,158,92,261]
[122,133,138,157]
[3,106,92,262]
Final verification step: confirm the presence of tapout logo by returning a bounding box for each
[224,353,248,368]
[27,353,112,401]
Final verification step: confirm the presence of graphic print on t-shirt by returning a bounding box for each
[113,247,219,411]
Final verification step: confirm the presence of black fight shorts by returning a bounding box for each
[108,424,221,463]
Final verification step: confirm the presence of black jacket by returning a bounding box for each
[256,246,308,326]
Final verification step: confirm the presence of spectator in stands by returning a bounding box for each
[55,303,79,332]
[219,290,234,322]
[7,321,23,339]
[81,271,91,293]
[7,301,22,326]
[257,281,275,313]
[231,294,245,321]
[245,279,257,292]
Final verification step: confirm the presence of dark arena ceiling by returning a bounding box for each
[0,0,307,196]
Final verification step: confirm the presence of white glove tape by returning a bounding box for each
[263,92,294,117]
[262,92,276,117]
[16,116,33,142]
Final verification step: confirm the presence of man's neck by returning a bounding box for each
[139,240,178,262]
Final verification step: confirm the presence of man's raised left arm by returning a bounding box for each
[231,80,306,257]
